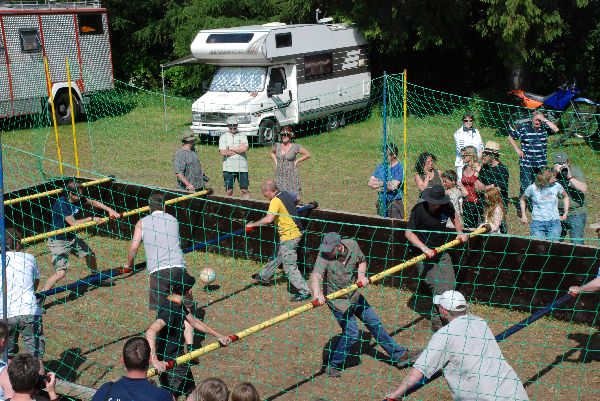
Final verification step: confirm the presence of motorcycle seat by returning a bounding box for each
[524,91,554,103]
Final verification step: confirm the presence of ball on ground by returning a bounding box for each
[199,267,216,284]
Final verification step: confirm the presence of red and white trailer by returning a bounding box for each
[0,0,114,124]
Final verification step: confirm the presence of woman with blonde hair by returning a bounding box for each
[520,167,570,240]
[480,187,505,233]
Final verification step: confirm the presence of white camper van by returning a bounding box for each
[187,22,370,143]
[0,0,114,124]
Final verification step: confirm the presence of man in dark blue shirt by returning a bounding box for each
[92,337,172,401]
[43,181,119,291]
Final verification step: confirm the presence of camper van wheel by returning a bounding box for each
[259,119,280,144]
[326,113,343,131]
[54,91,80,125]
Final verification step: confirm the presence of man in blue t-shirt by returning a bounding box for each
[92,337,172,401]
[43,181,119,291]
[508,111,559,214]
[368,142,404,219]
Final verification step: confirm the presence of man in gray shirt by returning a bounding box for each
[386,291,529,401]
[174,129,204,192]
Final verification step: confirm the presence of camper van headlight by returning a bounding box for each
[236,114,252,124]
[192,112,205,123]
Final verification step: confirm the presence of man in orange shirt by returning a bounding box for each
[247,179,311,302]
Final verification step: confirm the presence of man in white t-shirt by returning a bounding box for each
[0,228,45,361]
[219,117,250,198]
[386,291,528,401]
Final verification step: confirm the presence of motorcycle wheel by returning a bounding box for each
[561,100,599,138]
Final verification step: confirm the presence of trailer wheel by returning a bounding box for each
[54,91,80,125]
[326,113,344,131]
[258,119,279,144]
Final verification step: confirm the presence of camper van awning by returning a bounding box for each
[160,55,200,69]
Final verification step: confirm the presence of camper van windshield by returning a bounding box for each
[210,67,267,92]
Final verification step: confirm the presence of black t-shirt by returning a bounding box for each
[478,163,510,205]
[406,201,456,248]
[156,299,190,361]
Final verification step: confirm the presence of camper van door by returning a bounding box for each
[266,66,295,127]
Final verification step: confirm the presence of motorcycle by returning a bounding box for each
[508,81,599,140]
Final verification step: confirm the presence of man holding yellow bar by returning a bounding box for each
[43,181,119,291]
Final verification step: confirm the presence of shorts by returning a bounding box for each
[6,314,45,358]
[223,171,249,190]
[159,360,195,397]
[48,237,94,271]
[149,267,194,311]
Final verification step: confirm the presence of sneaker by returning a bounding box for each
[290,293,311,302]
[326,366,341,378]
[395,348,423,368]
[251,273,272,286]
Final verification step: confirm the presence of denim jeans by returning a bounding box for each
[327,295,406,369]
[530,220,561,241]
[561,213,587,245]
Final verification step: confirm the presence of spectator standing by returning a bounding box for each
[0,228,45,362]
[508,111,559,214]
[174,129,205,192]
[453,113,483,181]
[6,353,59,401]
[219,117,250,198]
[520,167,569,241]
[271,126,311,196]
[146,271,231,399]
[480,187,505,234]
[385,291,529,401]
[414,152,443,198]
[405,185,466,332]
[310,233,417,377]
[231,382,260,401]
[186,377,229,401]
[552,152,588,245]
[457,146,482,228]
[368,142,404,219]
[477,141,509,232]
[248,180,311,302]
[441,170,463,229]
[92,337,172,401]
[43,181,120,291]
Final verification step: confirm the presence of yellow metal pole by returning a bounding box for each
[4,177,112,206]
[20,189,212,245]
[147,226,489,377]
[403,69,408,220]
[65,56,80,177]
[43,57,63,175]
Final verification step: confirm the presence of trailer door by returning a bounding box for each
[267,66,295,125]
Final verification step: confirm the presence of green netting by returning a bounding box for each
[0,68,599,401]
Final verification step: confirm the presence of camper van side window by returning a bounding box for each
[275,33,292,48]
[78,14,104,35]
[19,29,41,53]
[304,53,333,80]
[206,33,254,43]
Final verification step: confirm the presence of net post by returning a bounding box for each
[0,138,7,363]
[381,71,388,217]
[402,69,408,220]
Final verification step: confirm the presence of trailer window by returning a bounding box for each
[19,30,41,53]
[206,33,254,43]
[304,53,333,79]
[78,14,104,35]
[275,33,292,48]
[210,66,267,92]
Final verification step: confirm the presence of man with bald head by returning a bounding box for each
[247,180,311,302]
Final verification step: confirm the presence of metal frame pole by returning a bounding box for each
[381,72,388,217]
[0,136,7,362]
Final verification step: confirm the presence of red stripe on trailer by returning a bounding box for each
[73,14,85,92]
[0,9,108,16]
[0,16,15,117]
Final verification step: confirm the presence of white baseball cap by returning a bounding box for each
[433,290,467,312]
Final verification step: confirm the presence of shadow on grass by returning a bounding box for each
[45,348,87,382]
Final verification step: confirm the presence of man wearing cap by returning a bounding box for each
[219,117,250,199]
[174,129,205,192]
[368,142,404,219]
[386,290,529,401]
[248,180,311,302]
[552,152,588,245]
[43,181,120,291]
[405,185,466,332]
[508,110,559,215]
[476,141,509,233]
[311,233,417,377]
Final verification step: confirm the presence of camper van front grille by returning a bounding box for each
[196,112,228,124]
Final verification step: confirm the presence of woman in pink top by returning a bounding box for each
[458,146,482,228]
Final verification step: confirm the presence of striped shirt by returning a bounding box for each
[509,123,548,168]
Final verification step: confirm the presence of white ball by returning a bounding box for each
[199,267,216,284]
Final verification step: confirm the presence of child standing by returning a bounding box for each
[442,170,463,229]
[480,187,505,233]
[146,272,231,399]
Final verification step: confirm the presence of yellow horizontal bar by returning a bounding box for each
[21,189,212,245]
[146,226,488,377]
[4,177,113,206]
